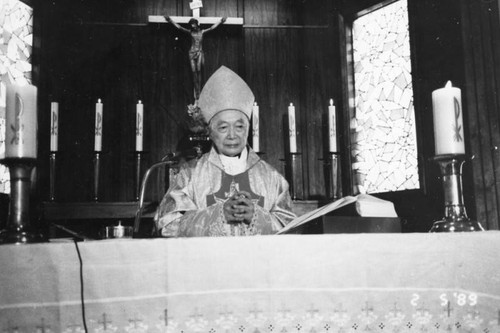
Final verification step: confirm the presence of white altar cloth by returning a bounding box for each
[1,232,500,332]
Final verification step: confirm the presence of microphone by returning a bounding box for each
[134,145,205,235]
[161,147,203,161]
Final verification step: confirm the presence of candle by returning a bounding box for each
[50,102,59,151]
[136,100,144,151]
[288,103,297,153]
[432,81,465,155]
[95,99,103,151]
[328,99,337,152]
[5,84,37,158]
[252,102,259,153]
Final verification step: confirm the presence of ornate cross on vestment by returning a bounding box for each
[148,0,243,25]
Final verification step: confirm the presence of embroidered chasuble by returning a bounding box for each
[206,171,265,208]
[155,147,296,237]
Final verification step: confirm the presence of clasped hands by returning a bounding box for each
[223,191,254,224]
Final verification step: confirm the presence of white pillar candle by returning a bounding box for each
[50,102,59,151]
[328,99,337,152]
[288,103,297,153]
[252,102,259,153]
[432,81,465,155]
[136,100,144,151]
[94,99,103,151]
[5,84,37,158]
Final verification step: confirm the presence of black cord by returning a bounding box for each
[73,239,89,333]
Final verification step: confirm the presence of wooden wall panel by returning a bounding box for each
[460,0,500,230]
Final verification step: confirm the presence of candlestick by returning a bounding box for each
[134,151,144,201]
[284,152,303,200]
[432,81,465,155]
[136,100,144,151]
[93,152,101,201]
[252,102,259,152]
[5,84,37,158]
[324,152,341,199]
[288,103,297,153]
[429,154,483,232]
[49,152,57,201]
[328,99,337,153]
[0,158,45,244]
[50,102,59,152]
[95,99,103,152]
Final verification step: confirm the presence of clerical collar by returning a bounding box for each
[219,147,248,176]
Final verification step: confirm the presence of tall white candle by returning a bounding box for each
[50,102,59,151]
[328,99,337,152]
[288,103,297,153]
[432,81,465,155]
[5,84,37,158]
[95,99,103,151]
[252,102,259,153]
[136,100,144,151]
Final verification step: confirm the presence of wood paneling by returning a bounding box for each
[460,0,500,230]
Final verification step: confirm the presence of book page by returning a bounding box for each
[277,196,358,234]
[355,194,398,217]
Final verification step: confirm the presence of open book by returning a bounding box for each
[277,194,397,235]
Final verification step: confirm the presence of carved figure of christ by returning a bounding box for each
[149,1,243,100]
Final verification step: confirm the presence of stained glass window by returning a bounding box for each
[351,0,419,194]
[0,0,33,194]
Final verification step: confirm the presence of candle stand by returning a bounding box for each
[429,154,484,232]
[324,152,341,200]
[0,158,45,244]
[49,152,58,201]
[93,151,101,202]
[133,151,147,201]
[285,152,304,201]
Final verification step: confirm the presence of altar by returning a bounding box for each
[1,232,499,332]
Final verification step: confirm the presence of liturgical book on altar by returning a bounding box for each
[278,194,398,234]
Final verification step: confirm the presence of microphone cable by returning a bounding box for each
[73,239,89,333]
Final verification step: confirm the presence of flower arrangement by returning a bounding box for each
[185,103,208,135]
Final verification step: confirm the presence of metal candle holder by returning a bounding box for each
[285,152,304,200]
[429,154,484,232]
[0,158,45,244]
[49,152,57,201]
[93,151,101,201]
[324,152,341,200]
[134,151,146,201]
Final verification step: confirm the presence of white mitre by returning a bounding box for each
[198,66,255,123]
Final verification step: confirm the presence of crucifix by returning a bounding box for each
[149,1,243,101]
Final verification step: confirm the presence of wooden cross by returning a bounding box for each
[149,0,243,25]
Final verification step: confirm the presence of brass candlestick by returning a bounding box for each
[0,158,45,244]
[429,154,484,232]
